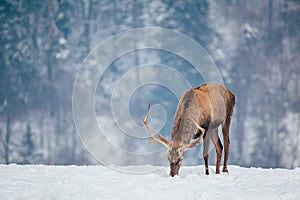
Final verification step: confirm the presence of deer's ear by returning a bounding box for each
[161,150,168,158]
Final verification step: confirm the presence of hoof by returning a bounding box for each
[222,167,229,173]
[205,169,209,175]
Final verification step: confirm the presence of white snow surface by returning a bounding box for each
[0,165,299,200]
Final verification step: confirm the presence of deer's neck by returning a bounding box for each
[174,109,200,144]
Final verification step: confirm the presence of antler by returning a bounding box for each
[181,119,205,149]
[142,104,169,148]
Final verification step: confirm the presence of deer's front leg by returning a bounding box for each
[203,133,210,175]
[211,128,223,174]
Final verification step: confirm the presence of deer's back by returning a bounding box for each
[194,84,232,128]
[172,84,234,141]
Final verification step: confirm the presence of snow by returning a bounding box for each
[59,38,67,45]
[0,165,299,200]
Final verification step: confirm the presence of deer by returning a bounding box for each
[142,84,235,177]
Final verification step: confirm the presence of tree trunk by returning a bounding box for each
[5,115,11,164]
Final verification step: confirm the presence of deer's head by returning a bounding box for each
[142,104,204,177]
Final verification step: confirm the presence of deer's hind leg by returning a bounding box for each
[222,108,233,173]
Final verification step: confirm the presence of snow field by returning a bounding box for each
[0,165,299,200]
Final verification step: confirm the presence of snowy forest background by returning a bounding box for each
[1,0,299,169]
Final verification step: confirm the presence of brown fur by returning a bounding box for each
[171,84,235,175]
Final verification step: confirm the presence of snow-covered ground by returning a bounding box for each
[0,165,299,200]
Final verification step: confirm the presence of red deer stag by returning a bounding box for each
[142,84,235,176]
